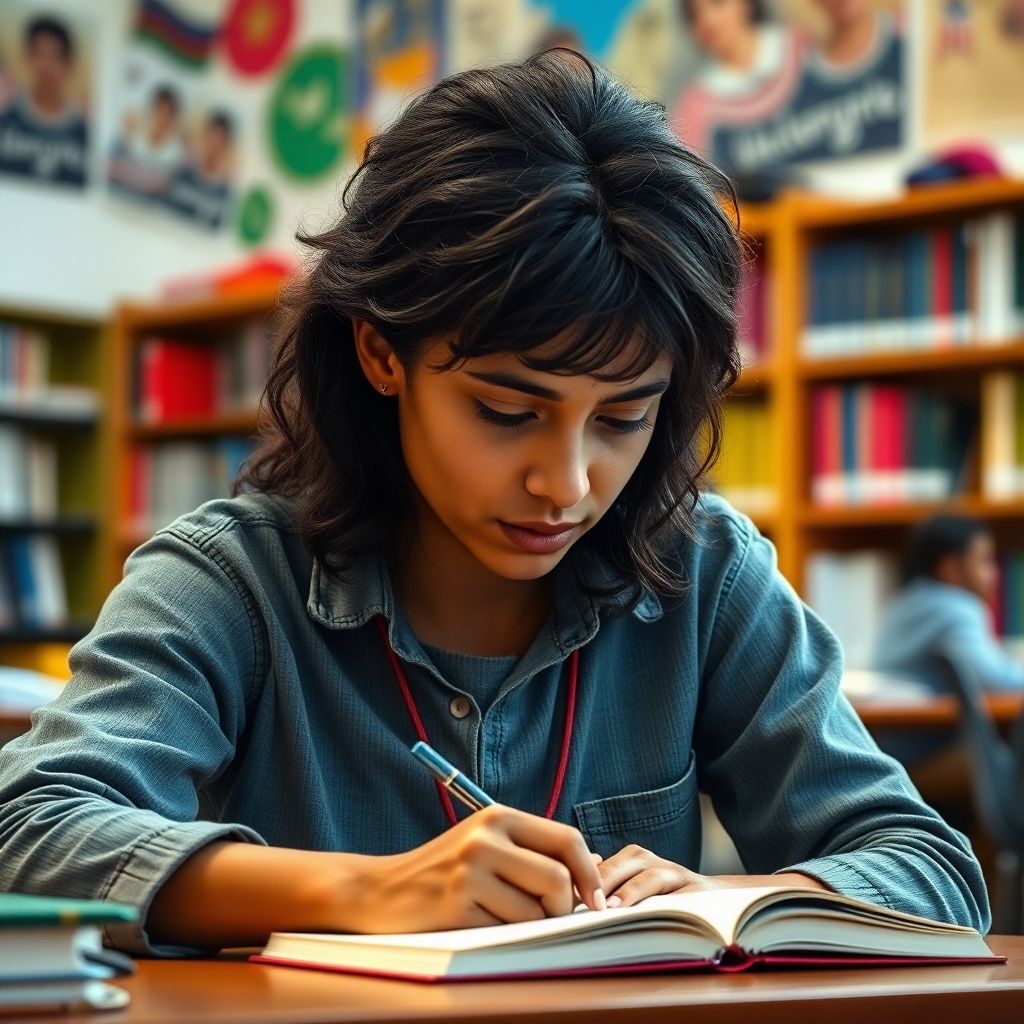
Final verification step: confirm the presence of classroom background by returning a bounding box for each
[2,0,1024,928]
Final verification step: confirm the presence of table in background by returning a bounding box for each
[850,693,1023,730]
[19,936,1024,1024]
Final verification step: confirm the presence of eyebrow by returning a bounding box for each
[465,371,671,405]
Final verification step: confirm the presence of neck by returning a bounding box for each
[824,14,875,65]
[390,507,553,658]
[31,87,62,116]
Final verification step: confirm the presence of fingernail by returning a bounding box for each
[593,888,607,911]
[606,895,621,908]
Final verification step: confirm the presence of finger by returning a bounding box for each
[473,874,549,924]
[497,808,605,911]
[595,844,660,896]
[607,866,682,908]
[590,852,603,864]
[493,845,580,918]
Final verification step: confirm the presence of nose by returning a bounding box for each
[524,432,591,511]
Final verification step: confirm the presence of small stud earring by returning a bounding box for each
[379,383,388,394]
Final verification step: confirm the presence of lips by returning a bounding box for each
[498,520,582,554]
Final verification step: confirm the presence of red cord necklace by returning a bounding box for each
[374,615,579,828]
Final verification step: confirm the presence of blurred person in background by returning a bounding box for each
[872,515,1024,697]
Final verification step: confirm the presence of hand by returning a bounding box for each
[594,844,828,908]
[342,804,605,933]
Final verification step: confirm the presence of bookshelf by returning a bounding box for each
[0,304,110,677]
[727,178,1024,664]
[109,286,279,586]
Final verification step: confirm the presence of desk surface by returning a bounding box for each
[23,936,1023,1024]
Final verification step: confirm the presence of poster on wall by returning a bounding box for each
[667,0,906,176]
[107,1,238,232]
[922,0,1024,146]
[0,2,91,189]
[448,1,906,177]
[354,0,445,158]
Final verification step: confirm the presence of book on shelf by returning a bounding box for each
[0,323,98,418]
[980,370,1024,500]
[803,210,1024,357]
[736,246,770,367]
[0,893,136,1015]
[805,549,899,670]
[129,437,254,535]
[252,885,998,983]
[136,323,271,424]
[3,534,68,630]
[0,426,57,520]
[709,399,775,517]
[810,383,974,507]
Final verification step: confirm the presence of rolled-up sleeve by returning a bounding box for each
[694,514,991,933]
[0,528,268,954]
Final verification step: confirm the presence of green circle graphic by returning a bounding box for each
[237,185,274,245]
[269,45,349,180]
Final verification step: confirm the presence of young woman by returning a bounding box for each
[0,51,987,955]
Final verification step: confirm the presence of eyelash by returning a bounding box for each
[473,402,652,435]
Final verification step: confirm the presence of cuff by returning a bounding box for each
[774,856,892,910]
[101,820,266,956]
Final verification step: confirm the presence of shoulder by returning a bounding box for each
[128,491,311,590]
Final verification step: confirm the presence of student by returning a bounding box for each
[0,51,987,955]
[872,515,1024,696]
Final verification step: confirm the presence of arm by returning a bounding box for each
[694,513,990,931]
[942,598,1024,692]
[0,528,267,954]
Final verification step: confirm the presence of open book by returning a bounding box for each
[252,885,1000,982]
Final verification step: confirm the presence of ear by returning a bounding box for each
[352,317,404,395]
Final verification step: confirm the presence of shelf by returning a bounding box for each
[793,177,1024,230]
[0,517,96,534]
[0,405,99,427]
[733,362,774,393]
[799,340,1024,380]
[118,284,283,334]
[0,622,92,645]
[130,411,261,439]
[801,497,1024,527]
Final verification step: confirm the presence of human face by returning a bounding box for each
[685,0,756,61]
[956,533,999,604]
[393,339,673,583]
[26,33,70,107]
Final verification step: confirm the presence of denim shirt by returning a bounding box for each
[0,492,990,953]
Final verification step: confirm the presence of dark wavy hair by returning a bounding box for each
[240,49,742,600]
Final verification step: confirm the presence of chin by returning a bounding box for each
[478,548,573,582]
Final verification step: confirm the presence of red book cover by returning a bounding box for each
[932,227,953,348]
[139,339,219,423]
[812,386,843,505]
[871,386,907,504]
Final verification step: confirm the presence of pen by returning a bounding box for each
[410,741,496,813]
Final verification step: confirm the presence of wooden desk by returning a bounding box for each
[24,936,1022,1024]
[851,693,1024,730]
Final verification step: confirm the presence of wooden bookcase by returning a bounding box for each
[109,285,281,587]
[0,303,110,678]
[733,176,1024,597]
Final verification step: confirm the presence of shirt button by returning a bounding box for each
[449,696,471,719]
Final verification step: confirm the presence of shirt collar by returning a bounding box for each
[306,541,664,653]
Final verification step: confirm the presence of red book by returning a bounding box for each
[869,385,907,504]
[811,386,843,505]
[932,227,953,348]
[139,338,219,423]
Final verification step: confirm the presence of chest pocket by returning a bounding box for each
[572,752,701,866]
